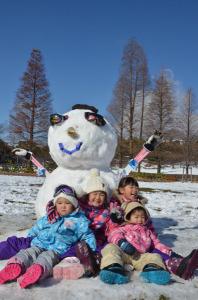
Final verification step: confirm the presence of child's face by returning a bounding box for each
[119,185,139,202]
[128,209,146,225]
[55,197,75,216]
[88,191,106,207]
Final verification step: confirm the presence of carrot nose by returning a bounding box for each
[67,127,79,138]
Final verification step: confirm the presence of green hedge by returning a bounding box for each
[132,172,170,181]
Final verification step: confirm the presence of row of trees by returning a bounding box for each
[0,41,198,174]
[108,39,198,174]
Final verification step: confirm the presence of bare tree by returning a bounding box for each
[139,59,150,137]
[180,89,198,174]
[9,49,52,148]
[121,39,148,156]
[137,56,150,171]
[145,70,176,173]
[108,76,127,167]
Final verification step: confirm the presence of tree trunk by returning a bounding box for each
[157,159,161,174]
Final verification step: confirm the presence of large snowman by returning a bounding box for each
[35,104,119,217]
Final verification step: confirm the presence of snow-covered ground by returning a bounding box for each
[0,174,198,300]
[138,163,198,175]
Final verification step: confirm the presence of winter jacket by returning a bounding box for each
[79,197,110,246]
[108,202,171,255]
[105,194,148,237]
[27,209,96,255]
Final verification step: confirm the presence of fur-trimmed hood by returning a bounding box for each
[123,201,150,222]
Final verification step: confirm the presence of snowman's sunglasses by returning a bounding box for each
[50,114,68,126]
[50,112,106,127]
[85,112,106,126]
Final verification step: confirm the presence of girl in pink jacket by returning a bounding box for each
[108,202,171,256]
[100,201,171,285]
[108,176,198,280]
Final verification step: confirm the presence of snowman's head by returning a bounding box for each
[48,104,117,170]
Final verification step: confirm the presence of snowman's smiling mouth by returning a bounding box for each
[58,142,83,155]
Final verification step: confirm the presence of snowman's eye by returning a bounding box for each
[50,114,68,126]
[85,112,106,126]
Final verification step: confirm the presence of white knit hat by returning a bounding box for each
[53,192,78,208]
[84,169,108,195]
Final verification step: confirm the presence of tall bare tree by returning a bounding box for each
[9,49,52,148]
[121,39,148,156]
[180,89,198,175]
[137,56,150,172]
[145,70,175,173]
[108,76,127,167]
[139,57,150,140]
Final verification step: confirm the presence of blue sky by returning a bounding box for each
[0,0,198,128]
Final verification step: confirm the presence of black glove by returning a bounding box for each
[118,239,136,255]
[110,207,124,224]
[144,130,163,151]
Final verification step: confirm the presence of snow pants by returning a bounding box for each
[8,246,60,279]
[100,243,166,271]
[0,236,32,260]
[0,235,105,260]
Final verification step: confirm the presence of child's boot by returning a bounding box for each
[53,257,85,280]
[167,249,198,280]
[0,263,22,284]
[75,241,99,277]
[140,264,170,285]
[17,263,43,288]
[99,263,129,284]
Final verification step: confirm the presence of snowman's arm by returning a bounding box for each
[12,148,49,176]
[114,130,163,177]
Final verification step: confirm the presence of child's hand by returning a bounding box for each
[118,239,137,255]
[110,202,124,224]
[46,200,60,223]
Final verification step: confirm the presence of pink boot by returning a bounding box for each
[17,264,43,288]
[53,257,85,280]
[0,263,22,284]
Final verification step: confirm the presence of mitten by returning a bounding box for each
[46,200,60,223]
[110,203,124,224]
[37,168,46,177]
[118,239,136,255]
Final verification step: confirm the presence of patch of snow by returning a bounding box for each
[0,175,198,299]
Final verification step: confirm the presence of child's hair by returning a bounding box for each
[118,176,139,193]
[126,207,147,222]
[130,207,146,217]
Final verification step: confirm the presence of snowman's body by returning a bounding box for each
[35,106,119,217]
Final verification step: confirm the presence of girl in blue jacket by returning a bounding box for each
[0,185,96,288]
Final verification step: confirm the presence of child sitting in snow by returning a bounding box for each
[51,169,111,276]
[80,169,110,248]
[108,175,198,280]
[0,170,110,278]
[100,202,171,285]
[0,185,96,288]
